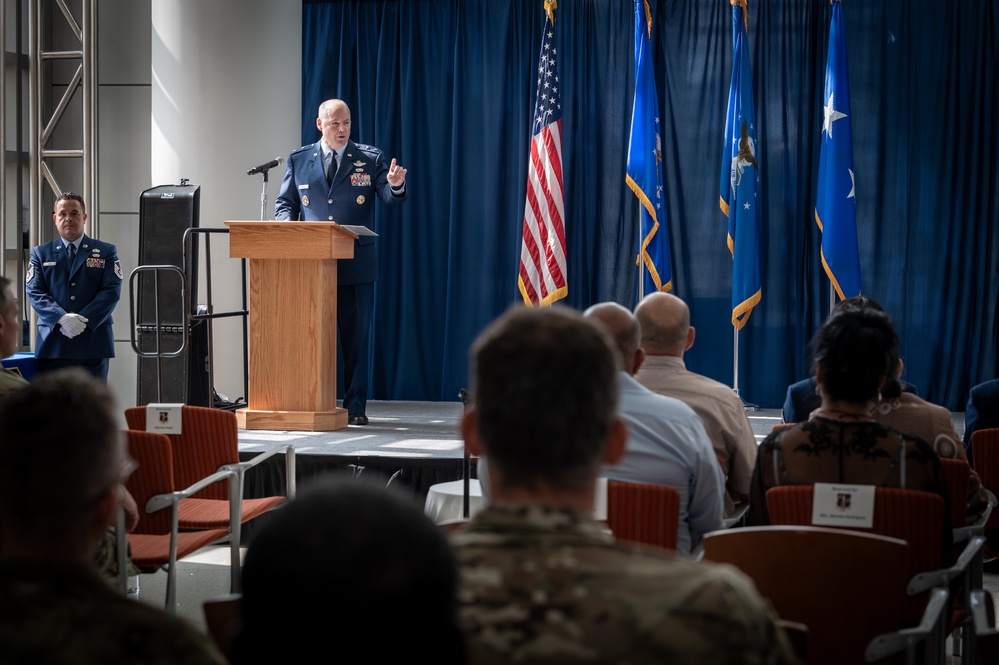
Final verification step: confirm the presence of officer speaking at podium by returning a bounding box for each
[275,98,408,426]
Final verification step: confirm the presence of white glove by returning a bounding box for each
[58,313,89,338]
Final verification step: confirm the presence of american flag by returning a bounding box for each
[518,0,567,307]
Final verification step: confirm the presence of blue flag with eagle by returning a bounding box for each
[719,0,762,330]
[626,0,671,295]
[815,0,860,300]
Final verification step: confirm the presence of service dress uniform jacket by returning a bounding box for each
[274,139,406,283]
[26,235,122,361]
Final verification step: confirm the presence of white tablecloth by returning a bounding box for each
[424,479,484,523]
[423,477,607,523]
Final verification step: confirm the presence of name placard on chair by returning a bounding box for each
[811,483,875,528]
[592,477,608,521]
[146,403,184,434]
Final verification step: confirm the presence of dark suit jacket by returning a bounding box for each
[274,139,406,284]
[782,376,919,424]
[964,379,999,452]
[26,235,122,360]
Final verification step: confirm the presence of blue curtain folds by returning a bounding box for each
[301,0,999,411]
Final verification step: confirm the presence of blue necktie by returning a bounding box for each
[327,151,337,185]
[67,243,76,264]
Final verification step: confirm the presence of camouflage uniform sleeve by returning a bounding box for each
[689,564,802,665]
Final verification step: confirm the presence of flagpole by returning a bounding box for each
[733,328,739,395]
[721,0,760,413]
[733,326,757,411]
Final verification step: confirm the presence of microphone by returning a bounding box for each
[247,156,284,176]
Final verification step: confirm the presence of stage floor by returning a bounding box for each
[235,400,964,503]
[237,400,467,459]
[236,401,794,460]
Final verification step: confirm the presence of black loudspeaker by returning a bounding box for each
[136,184,209,406]
[137,184,200,325]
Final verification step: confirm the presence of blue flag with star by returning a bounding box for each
[626,0,671,295]
[815,0,860,301]
[719,0,761,330]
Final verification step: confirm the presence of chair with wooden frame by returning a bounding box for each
[124,405,296,592]
[118,429,233,612]
[765,485,986,663]
[702,525,950,665]
[604,480,680,551]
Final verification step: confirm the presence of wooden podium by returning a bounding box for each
[225,220,358,431]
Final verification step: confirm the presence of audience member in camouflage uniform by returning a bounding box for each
[0,368,225,664]
[452,304,799,665]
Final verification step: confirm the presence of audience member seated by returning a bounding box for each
[0,276,140,578]
[781,296,917,424]
[453,304,797,665]
[633,292,757,516]
[231,478,465,665]
[749,307,951,550]
[873,373,989,524]
[584,301,724,554]
[0,368,226,664]
[0,276,28,397]
[964,378,999,464]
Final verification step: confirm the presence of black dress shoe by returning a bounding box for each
[348,413,369,426]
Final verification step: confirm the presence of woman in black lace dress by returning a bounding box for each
[747,306,950,531]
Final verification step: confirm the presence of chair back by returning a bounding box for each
[125,405,239,501]
[124,429,177,536]
[203,593,243,661]
[605,480,680,550]
[766,485,946,625]
[938,457,970,530]
[703,525,908,665]
[971,428,999,529]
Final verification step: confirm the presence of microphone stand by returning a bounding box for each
[257,169,270,221]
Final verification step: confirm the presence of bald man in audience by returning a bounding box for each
[633,292,757,516]
[584,301,724,554]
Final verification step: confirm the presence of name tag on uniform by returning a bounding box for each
[298,184,309,190]
[43,261,57,266]
[811,483,875,528]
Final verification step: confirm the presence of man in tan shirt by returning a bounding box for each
[633,292,757,517]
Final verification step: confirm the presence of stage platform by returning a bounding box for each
[237,400,470,506]
[237,400,790,505]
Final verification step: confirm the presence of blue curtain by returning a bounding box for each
[302,0,999,411]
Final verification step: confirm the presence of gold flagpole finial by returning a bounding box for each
[544,0,557,23]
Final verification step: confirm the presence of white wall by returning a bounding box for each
[102,0,301,411]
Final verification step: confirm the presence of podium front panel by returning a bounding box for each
[246,258,338,411]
